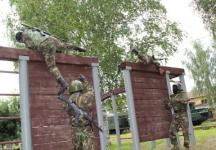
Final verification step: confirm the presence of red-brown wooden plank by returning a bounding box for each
[131,76,167,89]
[0,116,20,120]
[102,87,125,101]
[0,140,21,144]
[0,94,19,96]
[0,46,98,66]
[120,62,184,79]
[0,70,19,74]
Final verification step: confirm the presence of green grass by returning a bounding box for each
[199,120,216,126]
[108,124,216,150]
[108,134,168,150]
[193,127,216,144]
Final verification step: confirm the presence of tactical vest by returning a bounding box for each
[22,29,49,50]
[170,93,187,113]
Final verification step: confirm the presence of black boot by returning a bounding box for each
[171,145,180,150]
[184,142,190,150]
[57,77,68,95]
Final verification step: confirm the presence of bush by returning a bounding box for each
[0,97,21,141]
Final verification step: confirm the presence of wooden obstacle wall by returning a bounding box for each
[0,46,100,150]
[121,62,184,142]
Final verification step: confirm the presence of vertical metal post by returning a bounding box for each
[150,141,156,149]
[165,71,179,146]
[19,56,32,150]
[103,109,109,146]
[91,63,106,150]
[123,66,141,150]
[165,71,172,95]
[8,144,12,150]
[111,94,121,147]
[179,74,196,145]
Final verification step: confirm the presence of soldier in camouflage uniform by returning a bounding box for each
[15,29,86,94]
[131,48,159,65]
[131,48,164,74]
[167,83,190,150]
[60,75,96,150]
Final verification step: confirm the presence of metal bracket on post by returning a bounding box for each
[165,71,179,147]
[91,63,106,150]
[19,56,32,150]
[179,74,196,145]
[111,94,121,147]
[123,66,141,150]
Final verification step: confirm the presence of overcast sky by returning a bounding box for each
[0,0,11,47]
[0,0,212,93]
[162,0,211,91]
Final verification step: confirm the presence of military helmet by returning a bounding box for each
[176,82,182,90]
[174,81,182,91]
[68,80,84,94]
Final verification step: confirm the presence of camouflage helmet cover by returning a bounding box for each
[68,80,84,94]
[173,82,182,91]
[177,82,182,90]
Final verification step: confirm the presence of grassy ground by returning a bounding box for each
[108,121,216,150]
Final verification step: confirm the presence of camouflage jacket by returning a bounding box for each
[82,80,94,93]
[21,29,50,50]
[135,53,159,65]
[68,82,94,127]
[169,92,188,113]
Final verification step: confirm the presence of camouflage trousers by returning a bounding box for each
[72,126,96,150]
[169,112,190,148]
[40,37,64,80]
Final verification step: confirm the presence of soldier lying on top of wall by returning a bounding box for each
[15,24,86,95]
[130,48,165,75]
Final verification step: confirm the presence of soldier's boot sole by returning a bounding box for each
[184,142,190,150]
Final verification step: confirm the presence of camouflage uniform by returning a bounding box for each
[67,78,96,150]
[130,49,158,64]
[168,92,190,150]
[69,79,95,113]
[72,125,96,150]
[131,49,164,74]
[18,30,64,80]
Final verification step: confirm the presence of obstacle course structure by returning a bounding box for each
[0,46,195,150]
[0,46,106,150]
[101,62,195,150]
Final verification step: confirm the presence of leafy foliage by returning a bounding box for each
[103,94,127,113]
[0,97,21,141]
[193,0,216,37]
[7,0,183,92]
[191,0,216,107]
[184,41,216,108]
